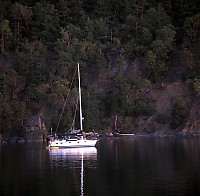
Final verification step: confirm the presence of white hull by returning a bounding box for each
[47,139,97,149]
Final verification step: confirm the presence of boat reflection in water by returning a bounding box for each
[48,147,97,196]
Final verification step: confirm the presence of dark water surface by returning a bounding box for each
[1,137,200,196]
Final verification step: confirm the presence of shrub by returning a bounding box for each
[125,117,133,127]
[170,102,187,129]
[135,102,156,116]
[157,113,168,124]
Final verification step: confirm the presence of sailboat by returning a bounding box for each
[46,63,98,149]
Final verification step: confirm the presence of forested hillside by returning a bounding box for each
[0,0,200,136]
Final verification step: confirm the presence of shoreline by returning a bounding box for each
[1,132,200,144]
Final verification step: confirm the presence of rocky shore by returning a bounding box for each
[1,130,200,144]
[0,132,47,144]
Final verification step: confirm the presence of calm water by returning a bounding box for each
[1,137,200,196]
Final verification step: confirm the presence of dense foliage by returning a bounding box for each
[170,101,187,129]
[0,0,200,134]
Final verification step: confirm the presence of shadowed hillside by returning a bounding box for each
[0,0,200,138]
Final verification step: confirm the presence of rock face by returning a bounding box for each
[131,81,192,135]
[1,55,199,138]
[182,96,200,135]
[151,82,190,116]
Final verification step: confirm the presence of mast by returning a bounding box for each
[78,63,83,131]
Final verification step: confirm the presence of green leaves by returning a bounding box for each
[16,40,47,85]
[145,50,168,82]
[181,13,200,86]
[135,102,156,116]
[0,92,27,133]
[142,5,170,34]
[170,101,187,129]
[145,50,157,66]
[11,2,33,37]
[157,113,168,124]
[1,0,200,134]
[82,85,100,130]
[107,77,137,115]
[185,14,200,42]
[32,2,60,47]
[0,20,12,54]
[193,78,200,95]
[141,5,175,82]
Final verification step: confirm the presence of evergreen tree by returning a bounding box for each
[142,4,175,82]
[83,85,100,131]
[32,1,60,48]
[11,2,33,38]
[0,20,12,54]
